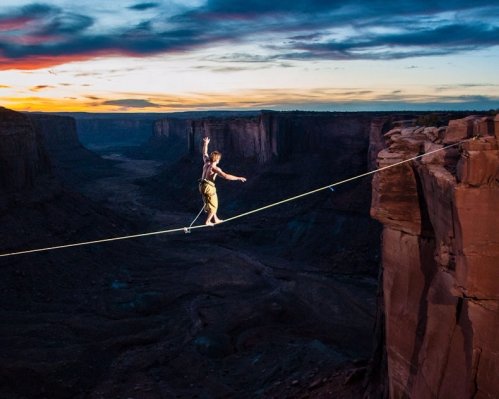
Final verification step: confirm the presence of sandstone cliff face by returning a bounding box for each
[152,118,190,143]
[29,114,98,161]
[0,107,51,191]
[154,112,373,165]
[29,114,83,154]
[28,114,114,186]
[371,115,499,398]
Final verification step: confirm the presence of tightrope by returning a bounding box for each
[0,138,471,258]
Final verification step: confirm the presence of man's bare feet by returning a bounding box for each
[205,221,215,226]
[214,219,224,224]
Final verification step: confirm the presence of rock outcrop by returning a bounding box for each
[0,107,51,192]
[371,115,499,398]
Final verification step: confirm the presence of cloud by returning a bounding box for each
[38,12,94,35]
[29,84,55,91]
[3,86,499,112]
[199,0,498,17]
[194,65,258,73]
[0,1,498,69]
[435,83,496,91]
[101,98,161,108]
[0,3,57,30]
[128,3,160,11]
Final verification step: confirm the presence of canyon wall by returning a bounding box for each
[76,118,155,147]
[145,111,382,277]
[371,115,499,398]
[29,114,102,164]
[0,107,51,192]
[28,113,115,186]
[153,111,374,165]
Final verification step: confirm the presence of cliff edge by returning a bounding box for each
[371,115,499,398]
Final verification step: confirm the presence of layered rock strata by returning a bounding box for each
[371,115,499,398]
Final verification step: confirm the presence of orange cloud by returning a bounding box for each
[0,51,126,71]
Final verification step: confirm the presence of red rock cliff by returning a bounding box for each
[28,113,101,164]
[0,107,51,191]
[154,111,373,164]
[371,115,499,398]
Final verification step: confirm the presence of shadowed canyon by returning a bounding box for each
[0,107,498,398]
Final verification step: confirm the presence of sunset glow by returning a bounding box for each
[1,1,498,112]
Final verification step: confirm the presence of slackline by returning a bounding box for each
[0,138,472,258]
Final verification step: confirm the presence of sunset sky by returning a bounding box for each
[1,0,498,112]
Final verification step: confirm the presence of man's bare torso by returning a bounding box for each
[201,160,220,182]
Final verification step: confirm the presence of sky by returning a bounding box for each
[0,0,498,112]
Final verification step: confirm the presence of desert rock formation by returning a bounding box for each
[371,115,499,398]
[28,113,113,186]
[153,111,374,165]
[0,107,51,191]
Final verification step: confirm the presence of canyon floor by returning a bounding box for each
[1,144,380,399]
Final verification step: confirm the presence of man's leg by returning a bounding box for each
[205,211,215,226]
[202,183,221,225]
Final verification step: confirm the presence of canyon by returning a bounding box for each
[1,107,497,398]
[1,108,379,398]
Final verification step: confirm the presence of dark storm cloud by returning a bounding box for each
[18,3,57,17]
[0,1,498,69]
[0,3,56,28]
[128,3,160,11]
[38,12,94,35]
[200,0,497,16]
[102,99,161,108]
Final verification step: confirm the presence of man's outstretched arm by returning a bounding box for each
[202,137,210,162]
[212,166,246,182]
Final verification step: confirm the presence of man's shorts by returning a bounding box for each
[199,180,218,213]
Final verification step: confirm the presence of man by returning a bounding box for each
[199,137,246,226]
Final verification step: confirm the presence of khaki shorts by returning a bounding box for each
[199,180,218,213]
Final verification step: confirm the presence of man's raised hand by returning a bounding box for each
[203,137,210,144]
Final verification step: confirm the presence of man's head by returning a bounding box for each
[210,151,222,163]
